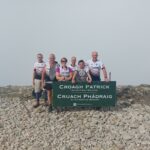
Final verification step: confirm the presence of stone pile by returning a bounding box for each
[0,85,150,150]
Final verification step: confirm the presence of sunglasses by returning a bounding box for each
[61,60,66,62]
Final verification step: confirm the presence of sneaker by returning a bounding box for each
[48,104,53,112]
[44,101,49,107]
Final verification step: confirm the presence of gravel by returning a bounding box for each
[0,85,150,150]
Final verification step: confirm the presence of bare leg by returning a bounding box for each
[47,90,52,105]
[48,90,53,112]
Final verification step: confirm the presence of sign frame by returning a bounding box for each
[52,81,116,108]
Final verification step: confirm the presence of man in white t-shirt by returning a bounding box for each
[86,51,108,81]
[69,56,77,72]
[32,53,46,108]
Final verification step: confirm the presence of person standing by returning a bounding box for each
[56,57,73,81]
[42,53,59,111]
[86,51,108,81]
[69,56,77,72]
[32,53,46,108]
[72,60,92,83]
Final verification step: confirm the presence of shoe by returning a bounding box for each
[48,104,53,112]
[56,107,62,113]
[44,101,49,107]
[95,107,101,110]
[33,101,40,108]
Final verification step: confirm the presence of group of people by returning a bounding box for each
[32,51,109,111]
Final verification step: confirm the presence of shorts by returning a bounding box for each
[34,79,42,93]
[91,74,101,81]
[44,83,52,90]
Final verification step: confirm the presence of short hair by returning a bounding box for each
[37,53,43,57]
[49,53,55,59]
[92,51,98,56]
[61,57,68,62]
[78,60,84,64]
[71,56,76,60]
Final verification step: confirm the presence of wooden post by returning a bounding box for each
[109,72,111,81]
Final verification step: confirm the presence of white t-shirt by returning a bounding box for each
[34,62,46,75]
[56,67,72,77]
[86,59,104,76]
[45,62,59,80]
[69,65,77,72]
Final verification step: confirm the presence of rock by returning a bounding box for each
[0,122,4,129]
[138,125,146,134]
[123,133,132,140]
[35,106,46,113]
[0,85,150,150]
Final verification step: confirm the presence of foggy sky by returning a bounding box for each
[0,0,150,86]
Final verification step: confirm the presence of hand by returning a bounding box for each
[42,82,45,90]
[65,77,69,81]
[87,80,92,84]
[72,79,76,84]
[104,78,109,82]
[32,80,35,87]
[60,76,65,81]
[86,77,92,84]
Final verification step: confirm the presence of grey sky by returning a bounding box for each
[0,0,150,86]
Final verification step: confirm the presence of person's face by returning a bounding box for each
[71,58,76,65]
[61,59,67,66]
[49,56,55,63]
[37,55,43,63]
[79,62,85,69]
[92,52,98,61]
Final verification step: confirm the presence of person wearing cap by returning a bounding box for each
[72,60,92,83]
[32,53,46,108]
[56,57,73,81]
[42,53,59,111]
[86,51,108,82]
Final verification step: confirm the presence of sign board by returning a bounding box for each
[52,81,116,108]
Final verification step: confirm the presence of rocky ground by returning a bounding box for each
[0,85,150,150]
